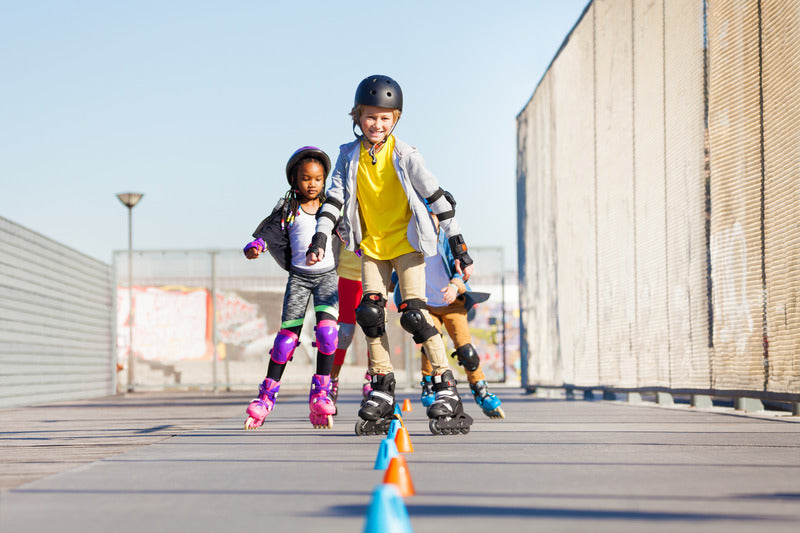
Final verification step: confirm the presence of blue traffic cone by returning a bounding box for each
[387,418,402,440]
[363,484,413,533]
[374,436,400,470]
[394,402,402,417]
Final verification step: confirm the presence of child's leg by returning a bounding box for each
[392,252,449,375]
[307,271,338,428]
[439,304,486,384]
[332,277,362,379]
[245,273,312,429]
[359,255,394,375]
[420,309,444,377]
[440,304,503,418]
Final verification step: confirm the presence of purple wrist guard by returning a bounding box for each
[243,237,265,255]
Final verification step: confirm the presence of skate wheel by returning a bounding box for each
[460,426,470,434]
[429,419,442,435]
[494,407,505,419]
[355,419,367,436]
[244,417,261,430]
[325,415,333,429]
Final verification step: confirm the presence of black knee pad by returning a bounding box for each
[398,298,439,344]
[356,293,386,338]
[452,344,480,372]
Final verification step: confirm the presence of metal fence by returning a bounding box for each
[516,0,800,407]
[0,216,114,408]
[114,246,517,392]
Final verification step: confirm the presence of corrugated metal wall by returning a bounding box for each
[517,0,800,400]
[0,216,114,408]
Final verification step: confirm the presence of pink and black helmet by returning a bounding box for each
[285,146,331,186]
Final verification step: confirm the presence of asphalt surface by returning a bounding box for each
[1,388,799,533]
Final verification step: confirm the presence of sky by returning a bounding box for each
[1,0,589,270]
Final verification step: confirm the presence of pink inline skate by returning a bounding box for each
[361,371,373,400]
[244,378,280,430]
[309,374,336,429]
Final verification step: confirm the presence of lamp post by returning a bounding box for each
[116,192,143,393]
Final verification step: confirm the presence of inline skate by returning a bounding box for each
[470,380,505,419]
[244,378,280,430]
[427,370,473,435]
[355,372,396,436]
[329,377,339,416]
[420,375,435,407]
[309,374,336,429]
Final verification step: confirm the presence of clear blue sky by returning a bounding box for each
[1,0,588,269]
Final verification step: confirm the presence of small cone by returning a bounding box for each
[362,484,413,533]
[394,425,414,453]
[374,437,400,470]
[382,455,415,497]
[402,398,413,412]
[393,402,402,417]
[387,418,402,440]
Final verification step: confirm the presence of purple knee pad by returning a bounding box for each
[269,329,298,364]
[314,320,338,355]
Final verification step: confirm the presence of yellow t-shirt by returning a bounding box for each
[337,248,362,281]
[356,136,415,260]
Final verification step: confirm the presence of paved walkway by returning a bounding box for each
[1,388,799,533]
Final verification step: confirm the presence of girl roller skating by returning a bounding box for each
[243,146,341,430]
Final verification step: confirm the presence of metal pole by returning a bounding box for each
[127,206,134,392]
[211,251,218,393]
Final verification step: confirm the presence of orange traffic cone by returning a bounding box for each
[401,398,413,412]
[382,455,415,497]
[394,425,414,453]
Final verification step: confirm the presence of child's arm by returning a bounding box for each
[307,151,346,264]
[405,154,474,278]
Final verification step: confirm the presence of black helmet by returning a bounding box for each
[354,75,403,111]
[285,146,331,186]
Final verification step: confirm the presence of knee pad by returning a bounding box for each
[453,344,480,372]
[337,323,356,351]
[398,298,439,344]
[356,293,386,338]
[270,329,298,364]
[314,319,338,355]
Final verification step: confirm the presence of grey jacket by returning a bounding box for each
[315,137,461,257]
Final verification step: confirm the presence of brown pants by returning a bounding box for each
[420,301,486,385]
[361,252,450,375]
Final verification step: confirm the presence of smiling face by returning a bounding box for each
[358,105,397,145]
[294,160,326,202]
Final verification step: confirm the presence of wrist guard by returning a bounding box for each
[243,237,265,255]
[306,232,328,258]
[448,234,473,267]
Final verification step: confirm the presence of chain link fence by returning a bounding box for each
[114,247,517,392]
[517,0,800,405]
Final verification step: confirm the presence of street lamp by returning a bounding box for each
[116,192,143,393]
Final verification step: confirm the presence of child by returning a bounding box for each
[243,146,339,430]
[307,75,476,435]
[413,214,505,419]
[328,247,372,413]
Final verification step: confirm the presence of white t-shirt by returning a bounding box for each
[290,206,335,274]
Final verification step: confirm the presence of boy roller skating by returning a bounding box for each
[306,75,475,435]
[396,211,505,420]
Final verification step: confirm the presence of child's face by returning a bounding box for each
[295,161,325,201]
[359,105,396,145]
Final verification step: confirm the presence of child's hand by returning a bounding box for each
[455,259,474,282]
[243,238,265,260]
[305,232,327,265]
[306,249,324,265]
[441,283,458,304]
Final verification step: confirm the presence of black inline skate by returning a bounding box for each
[427,370,474,435]
[355,372,396,436]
